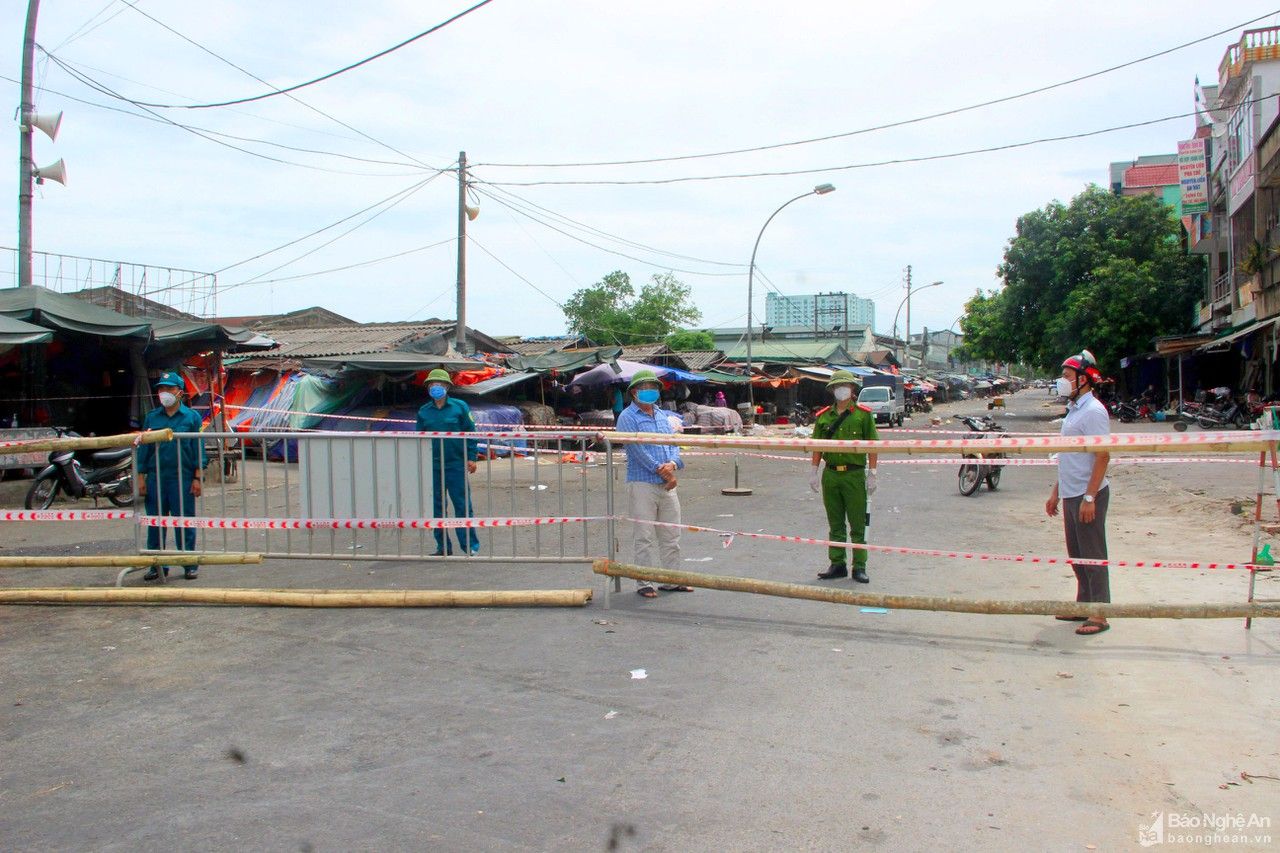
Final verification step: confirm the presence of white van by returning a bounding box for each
[857,384,904,427]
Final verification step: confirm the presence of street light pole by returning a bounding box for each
[746,183,835,410]
[890,279,942,370]
[17,0,40,288]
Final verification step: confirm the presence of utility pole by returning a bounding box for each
[455,150,468,354]
[18,0,40,287]
[902,264,912,367]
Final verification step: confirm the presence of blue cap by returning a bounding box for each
[154,371,183,389]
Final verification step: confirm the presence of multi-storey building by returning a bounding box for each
[764,291,875,333]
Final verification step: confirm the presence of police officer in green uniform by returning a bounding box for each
[809,370,879,583]
[415,368,483,556]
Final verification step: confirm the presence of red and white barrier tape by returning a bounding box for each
[625,517,1267,571]
[224,403,614,431]
[0,509,134,521]
[679,451,1256,466]
[138,514,604,530]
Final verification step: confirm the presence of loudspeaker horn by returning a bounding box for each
[23,111,63,141]
[32,159,67,186]
[464,204,480,221]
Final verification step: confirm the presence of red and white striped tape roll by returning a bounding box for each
[138,514,604,530]
[626,517,1268,571]
[0,509,134,521]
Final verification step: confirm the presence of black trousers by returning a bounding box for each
[1062,486,1110,603]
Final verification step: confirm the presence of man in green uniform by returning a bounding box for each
[809,370,879,583]
[415,368,483,556]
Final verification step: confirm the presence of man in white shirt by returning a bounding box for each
[1044,350,1112,636]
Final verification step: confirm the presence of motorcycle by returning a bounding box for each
[1194,387,1250,430]
[957,414,1006,496]
[25,427,135,510]
[788,402,814,427]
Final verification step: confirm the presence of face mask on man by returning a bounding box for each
[158,391,178,408]
[636,388,660,405]
[832,386,853,402]
[1055,377,1075,398]
[428,384,447,400]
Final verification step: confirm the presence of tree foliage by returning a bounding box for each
[665,329,715,351]
[563,271,702,345]
[959,186,1205,373]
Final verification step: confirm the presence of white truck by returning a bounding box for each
[857,374,905,427]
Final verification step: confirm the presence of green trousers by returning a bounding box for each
[822,467,867,567]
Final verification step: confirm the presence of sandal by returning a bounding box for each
[659,584,694,592]
[637,586,658,598]
[1055,615,1087,622]
[1075,620,1110,635]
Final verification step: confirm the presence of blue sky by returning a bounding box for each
[3,1,1273,339]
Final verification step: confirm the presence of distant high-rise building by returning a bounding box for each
[765,291,875,332]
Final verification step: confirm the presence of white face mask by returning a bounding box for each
[833,386,853,401]
[158,391,178,408]
[1055,377,1074,398]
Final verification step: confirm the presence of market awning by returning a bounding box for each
[504,346,623,373]
[1196,318,1278,352]
[698,369,752,384]
[452,371,540,396]
[151,319,264,347]
[0,285,151,338]
[0,314,54,345]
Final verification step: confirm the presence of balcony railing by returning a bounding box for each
[1220,27,1280,95]
[1211,272,1232,304]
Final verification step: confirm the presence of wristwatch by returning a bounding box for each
[1082,494,1094,503]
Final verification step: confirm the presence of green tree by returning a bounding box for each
[563,271,701,344]
[960,186,1205,373]
[665,329,715,351]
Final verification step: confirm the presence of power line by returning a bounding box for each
[222,236,456,287]
[110,0,495,110]
[480,105,1252,187]
[50,0,129,52]
[112,1,444,170]
[475,9,1277,170]
[473,187,744,276]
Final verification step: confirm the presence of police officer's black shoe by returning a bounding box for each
[184,567,198,580]
[851,568,870,584]
[817,563,848,579]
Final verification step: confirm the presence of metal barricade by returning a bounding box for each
[134,430,613,573]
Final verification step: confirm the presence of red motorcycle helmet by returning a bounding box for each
[1061,349,1100,384]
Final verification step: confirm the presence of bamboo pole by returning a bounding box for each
[594,560,1280,619]
[607,431,1280,456]
[0,554,263,567]
[0,587,593,608]
[0,429,173,453]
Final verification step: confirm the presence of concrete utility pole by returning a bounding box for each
[17,0,40,287]
[455,150,468,354]
[902,265,912,366]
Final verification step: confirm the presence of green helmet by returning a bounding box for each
[628,368,662,390]
[826,369,858,388]
[425,368,453,385]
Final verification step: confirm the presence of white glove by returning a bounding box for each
[866,469,878,496]
[809,466,820,493]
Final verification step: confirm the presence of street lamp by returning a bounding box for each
[891,280,942,369]
[746,183,836,410]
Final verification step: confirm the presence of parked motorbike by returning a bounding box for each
[25,427,135,510]
[1193,387,1250,430]
[788,402,815,427]
[957,414,1006,496]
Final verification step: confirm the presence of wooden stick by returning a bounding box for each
[0,587,594,607]
[0,554,263,567]
[0,429,173,453]
[606,431,1278,456]
[594,560,1280,619]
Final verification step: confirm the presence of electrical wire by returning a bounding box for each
[479,105,1256,187]
[50,0,129,53]
[476,9,1277,169]
[108,0,495,110]
[222,236,456,287]
[472,187,744,276]
[112,1,445,170]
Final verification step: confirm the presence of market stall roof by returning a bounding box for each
[504,346,622,373]
[568,359,706,388]
[452,371,540,396]
[303,351,477,373]
[721,341,854,364]
[1195,318,1277,352]
[151,319,264,347]
[698,369,752,384]
[0,314,54,345]
[0,285,151,338]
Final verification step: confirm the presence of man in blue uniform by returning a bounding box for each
[416,368,483,556]
[136,371,206,580]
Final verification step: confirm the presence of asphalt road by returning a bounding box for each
[1,390,1278,851]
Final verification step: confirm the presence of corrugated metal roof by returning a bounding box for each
[251,323,445,358]
[673,350,724,370]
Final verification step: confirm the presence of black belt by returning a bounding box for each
[827,464,864,472]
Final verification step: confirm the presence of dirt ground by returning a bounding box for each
[1,390,1278,851]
